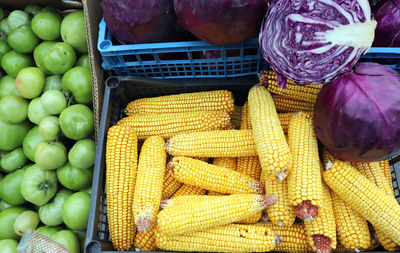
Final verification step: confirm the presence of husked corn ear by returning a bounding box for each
[157,194,277,236]
[231,105,242,129]
[106,126,138,251]
[331,191,371,251]
[237,102,262,181]
[240,102,251,129]
[155,223,277,252]
[248,85,291,180]
[288,112,323,221]
[323,160,400,245]
[353,161,398,251]
[171,184,207,198]
[169,157,263,194]
[125,90,235,115]
[273,96,315,113]
[117,111,230,140]
[379,160,394,195]
[264,176,296,226]
[160,195,262,224]
[278,112,295,134]
[135,225,157,251]
[165,130,257,157]
[208,157,237,195]
[162,169,182,199]
[259,70,321,103]
[236,156,262,181]
[304,182,337,252]
[224,122,236,130]
[133,136,167,232]
[256,222,312,252]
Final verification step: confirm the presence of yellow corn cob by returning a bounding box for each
[256,222,313,252]
[105,125,138,251]
[277,112,295,134]
[133,136,167,232]
[236,156,262,181]
[168,157,263,194]
[379,160,394,195]
[134,225,157,251]
[323,160,400,245]
[259,70,321,103]
[117,111,230,140]
[331,191,371,251]
[208,157,237,195]
[230,105,242,129]
[287,112,323,221]
[352,161,398,251]
[236,101,262,181]
[165,130,257,157]
[304,182,337,252]
[155,223,277,252]
[240,102,251,129]
[273,96,315,113]
[160,195,262,224]
[248,85,291,180]
[125,90,235,115]
[264,176,296,226]
[171,184,207,198]
[157,194,277,236]
[162,168,183,199]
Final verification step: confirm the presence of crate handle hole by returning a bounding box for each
[107,77,120,88]
[100,40,112,50]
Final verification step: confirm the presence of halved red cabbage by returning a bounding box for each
[259,0,377,86]
[373,0,400,47]
[173,0,268,46]
[101,0,187,44]
[313,62,400,162]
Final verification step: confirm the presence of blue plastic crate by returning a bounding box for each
[98,18,400,78]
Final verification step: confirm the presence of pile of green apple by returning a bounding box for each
[0,4,93,253]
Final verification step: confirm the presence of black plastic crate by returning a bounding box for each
[85,76,400,253]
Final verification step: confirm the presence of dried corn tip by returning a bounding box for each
[240,102,251,129]
[169,157,264,194]
[331,191,371,251]
[171,184,207,198]
[273,95,315,113]
[352,161,399,251]
[157,194,277,236]
[264,175,296,226]
[125,90,235,115]
[323,160,400,246]
[135,225,157,251]
[155,223,277,252]
[106,125,138,251]
[208,157,237,195]
[248,85,291,180]
[162,168,182,200]
[165,130,257,157]
[133,136,167,232]
[288,112,323,221]
[379,160,394,195]
[304,182,337,252]
[117,111,230,140]
[236,156,262,181]
[256,222,313,252]
[230,105,242,129]
[259,70,321,103]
